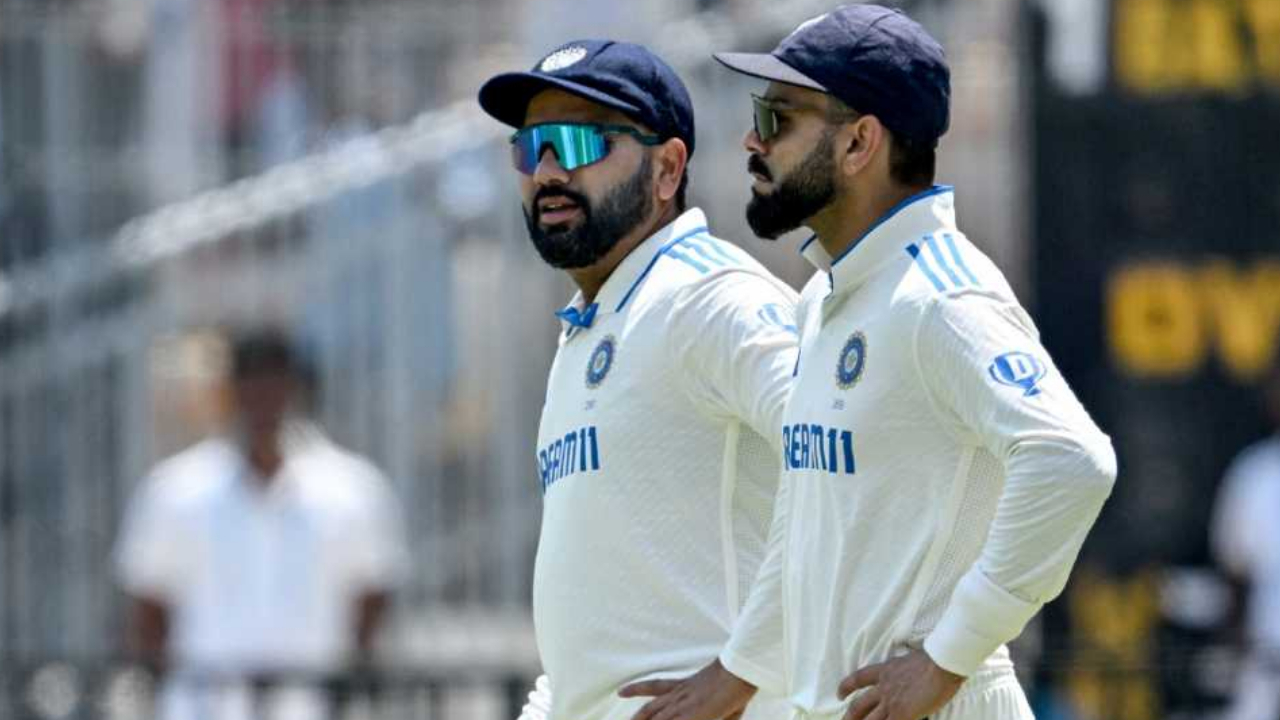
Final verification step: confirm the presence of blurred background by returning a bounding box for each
[1,0,1277,718]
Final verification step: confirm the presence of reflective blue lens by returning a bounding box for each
[510,123,610,174]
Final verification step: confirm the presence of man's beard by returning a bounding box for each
[745,130,838,240]
[522,156,654,269]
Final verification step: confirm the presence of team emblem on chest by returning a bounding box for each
[835,332,867,389]
[586,335,617,389]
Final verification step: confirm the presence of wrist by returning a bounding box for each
[924,569,1039,676]
[718,650,780,696]
[926,653,965,685]
[714,660,757,691]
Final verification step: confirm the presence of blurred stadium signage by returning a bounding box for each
[1029,0,1280,714]
[1114,0,1280,93]
[1108,259,1280,380]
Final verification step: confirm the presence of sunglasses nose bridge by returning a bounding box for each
[536,140,560,164]
[533,142,569,181]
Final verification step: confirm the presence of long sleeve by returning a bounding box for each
[664,270,800,694]
[666,271,799,448]
[914,293,1117,676]
[719,465,790,695]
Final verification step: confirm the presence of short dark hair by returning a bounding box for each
[229,327,319,409]
[230,328,303,380]
[825,97,936,187]
[888,138,936,187]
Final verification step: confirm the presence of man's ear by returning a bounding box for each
[839,116,886,178]
[655,138,688,203]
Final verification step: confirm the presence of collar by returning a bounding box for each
[229,421,326,495]
[801,185,956,296]
[555,208,711,333]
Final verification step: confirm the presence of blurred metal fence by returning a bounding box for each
[0,0,1025,709]
[0,94,551,659]
[0,662,536,720]
[0,649,1241,720]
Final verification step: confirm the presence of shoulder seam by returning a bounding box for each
[904,233,984,295]
[614,225,710,312]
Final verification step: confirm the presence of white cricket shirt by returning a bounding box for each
[532,208,799,720]
[721,187,1117,716]
[116,423,408,672]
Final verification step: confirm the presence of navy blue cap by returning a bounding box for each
[478,39,695,157]
[714,4,949,146]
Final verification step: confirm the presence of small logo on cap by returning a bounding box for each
[540,47,588,72]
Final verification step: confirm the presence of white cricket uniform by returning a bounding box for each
[721,187,1117,720]
[531,208,799,720]
[115,423,409,720]
[1212,435,1280,720]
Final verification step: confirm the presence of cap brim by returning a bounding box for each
[478,72,643,129]
[712,52,827,92]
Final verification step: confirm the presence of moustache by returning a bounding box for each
[532,186,591,222]
[748,155,772,181]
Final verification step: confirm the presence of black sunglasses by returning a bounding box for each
[752,93,854,142]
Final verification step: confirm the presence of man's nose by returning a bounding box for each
[533,146,570,185]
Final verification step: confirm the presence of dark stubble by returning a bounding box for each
[745,129,838,240]
[522,154,655,269]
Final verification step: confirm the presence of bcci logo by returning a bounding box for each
[835,332,867,389]
[540,46,588,72]
[585,336,616,389]
[989,351,1047,397]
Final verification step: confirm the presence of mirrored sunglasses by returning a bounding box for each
[510,122,662,174]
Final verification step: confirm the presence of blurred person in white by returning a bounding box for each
[114,327,409,720]
[477,39,799,720]
[1213,361,1280,720]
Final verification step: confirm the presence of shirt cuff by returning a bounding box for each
[923,569,1040,676]
[719,648,786,698]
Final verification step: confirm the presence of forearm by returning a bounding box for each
[354,591,392,658]
[126,596,170,667]
[925,434,1116,675]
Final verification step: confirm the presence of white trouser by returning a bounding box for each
[516,676,792,720]
[791,665,1034,720]
[594,691,794,720]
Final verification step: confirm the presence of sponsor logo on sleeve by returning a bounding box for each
[988,351,1047,397]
